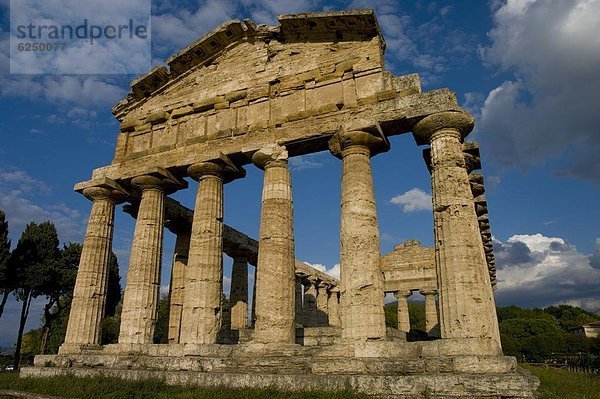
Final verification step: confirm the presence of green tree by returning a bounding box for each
[544,305,598,331]
[153,293,169,344]
[9,221,60,369]
[0,211,11,319]
[38,242,80,354]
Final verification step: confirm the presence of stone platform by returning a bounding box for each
[21,341,539,399]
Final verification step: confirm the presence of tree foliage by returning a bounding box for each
[9,221,61,369]
[0,210,12,319]
[498,304,600,364]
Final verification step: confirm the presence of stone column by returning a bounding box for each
[230,255,249,330]
[167,227,190,344]
[252,144,296,344]
[303,278,318,327]
[63,181,126,349]
[250,268,257,327]
[180,160,243,344]
[295,276,304,326]
[327,287,341,327]
[119,172,182,345]
[316,282,329,326]
[413,111,501,353]
[395,291,411,333]
[420,289,440,338]
[328,129,387,341]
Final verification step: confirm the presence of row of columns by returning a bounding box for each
[394,289,439,337]
[63,110,501,355]
[297,277,341,328]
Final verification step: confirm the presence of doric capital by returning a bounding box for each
[252,144,288,170]
[187,161,226,180]
[188,154,245,183]
[394,290,412,299]
[412,111,475,146]
[82,186,126,203]
[328,130,388,159]
[130,167,187,194]
[419,289,437,296]
[75,177,128,204]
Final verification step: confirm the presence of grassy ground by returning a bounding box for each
[522,364,600,399]
[0,372,372,399]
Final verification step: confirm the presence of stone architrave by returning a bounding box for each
[62,181,126,349]
[328,127,388,341]
[316,282,329,326]
[252,144,296,344]
[167,226,190,344]
[327,287,341,327]
[420,289,440,338]
[119,171,184,344]
[180,159,244,344]
[395,291,411,333]
[413,111,501,353]
[230,255,249,330]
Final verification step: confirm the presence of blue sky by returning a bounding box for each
[0,0,599,347]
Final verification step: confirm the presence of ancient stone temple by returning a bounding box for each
[21,9,539,398]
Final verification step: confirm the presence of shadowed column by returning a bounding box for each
[62,181,126,351]
[316,282,329,326]
[252,144,296,344]
[295,276,304,326]
[303,278,318,327]
[413,111,501,354]
[420,289,440,338]
[395,290,411,333]
[167,225,190,344]
[230,255,249,330]
[329,127,388,341]
[327,287,341,327]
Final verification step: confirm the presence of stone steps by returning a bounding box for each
[33,353,517,376]
[20,366,539,399]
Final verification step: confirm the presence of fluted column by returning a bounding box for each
[119,175,173,344]
[63,183,125,349]
[413,111,501,353]
[395,291,411,333]
[303,278,318,327]
[327,287,341,327]
[329,129,387,341]
[167,227,190,344]
[230,255,249,330]
[420,289,439,338]
[180,162,226,344]
[316,282,329,326]
[252,144,296,344]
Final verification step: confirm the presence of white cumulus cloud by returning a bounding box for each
[494,233,600,312]
[390,188,432,213]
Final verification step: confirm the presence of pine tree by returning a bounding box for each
[10,221,60,369]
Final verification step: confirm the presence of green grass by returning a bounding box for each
[0,372,372,399]
[522,364,600,399]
